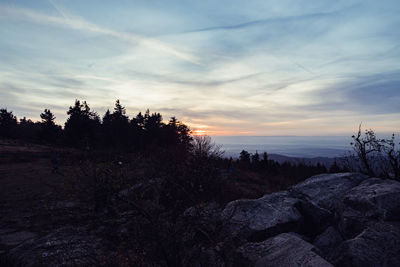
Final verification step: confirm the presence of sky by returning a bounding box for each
[0,0,399,136]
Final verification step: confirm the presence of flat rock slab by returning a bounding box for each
[9,227,105,267]
[221,192,303,241]
[236,233,333,267]
[290,173,368,211]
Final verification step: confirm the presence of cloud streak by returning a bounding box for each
[0,1,399,135]
[0,5,200,64]
[187,11,338,33]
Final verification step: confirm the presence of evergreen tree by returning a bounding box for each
[64,100,100,148]
[40,109,60,143]
[40,109,56,126]
[101,100,130,149]
[143,109,163,145]
[132,112,145,130]
[114,100,127,117]
[18,117,40,140]
[129,112,146,150]
[252,151,260,169]
[165,117,192,151]
[0,108,17,138]
[261,152,269,170]
[329,159,342,173]
[239,150,251,168]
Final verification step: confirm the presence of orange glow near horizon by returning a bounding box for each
[187,122,257,136]
[192,129,207,136]
[187,123,233,136]
[190,129,253,136]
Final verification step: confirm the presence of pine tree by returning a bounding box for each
[0,108,17,138]
[64,100,100,148]
[40,109,59,143]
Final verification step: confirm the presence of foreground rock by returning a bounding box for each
[221,192,303,242]
[236,233,333,267]
[290,172,368,211]
[338,178,400,238]
[3,173,400,266]
[8,227,105,267]
[331,222,400,266]
[219,173,400,266]
[221,190,332,243]
[312,226,343,257]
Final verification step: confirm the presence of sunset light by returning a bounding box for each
[192,129,207,136]
[0,0,399,135]
[1,1,400,266]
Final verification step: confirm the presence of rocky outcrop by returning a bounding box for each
[313,226,343,256]
[221,189,333,243]
[218,173,400,266]
[2,172,400,266]
[8,227,105,267]
[236,233,333,267]
[338,178,400,238]
[331,222,400,266]
[221,192,303,242]
[290,172,368,211]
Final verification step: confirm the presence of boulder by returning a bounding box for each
[331,222,400,267]
[290,173,368,211]
[236,233,333,267]
[183,247,225,267]
[294,199,333,237]
[313,226,343,257]
[338,178,400,237]
[221,192,303,242]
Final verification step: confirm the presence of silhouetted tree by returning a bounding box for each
[383,133,400,180]
[350,125,400,180]
[350,125,382,177]
[164,117,193,152]
[191,135,223,159]
[129,112,146,150]
[64,100,100,148]
[0,108,17,138]
[17,117,41,140]
[101,100,131,149]
[329,159,341,173]
[40,109,60,143]
[102,109,112,124]
[132,112,145,129]
[40,109,55,125]
[239,150,251,168]
[143,109,163,145]
[251,151,260,169]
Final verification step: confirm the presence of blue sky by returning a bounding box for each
[0,0,399,135]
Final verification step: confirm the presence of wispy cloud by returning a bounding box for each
[187,11,337,33]
[0,1,399,135]
[0,5,200,64]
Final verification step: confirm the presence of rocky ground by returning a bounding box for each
[218,173,400,266]
[1,142,400,266]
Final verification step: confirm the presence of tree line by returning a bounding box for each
[231,149,347,187]
[0,99,192,153]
